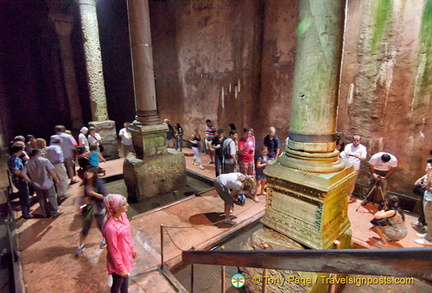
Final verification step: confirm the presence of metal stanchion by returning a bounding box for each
[328,240,341,293]
[221,246,226,292]
[262,243,269,293]
[160,224,164,269]
[191,246,195,293]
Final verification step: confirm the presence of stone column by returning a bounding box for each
[126,0,166,159]
[123,0,185,201]
[127,0,160,126]
[76,0,118,158]
[49,12,84,131]
[244,1,355,291]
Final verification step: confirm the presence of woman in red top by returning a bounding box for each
[103,194,136,293]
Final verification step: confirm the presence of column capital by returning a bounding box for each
[76,0,97,6]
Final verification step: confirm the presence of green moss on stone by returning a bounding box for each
[371,0,392,52]
[419,0,432,88]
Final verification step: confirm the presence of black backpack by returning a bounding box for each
[223,139,233,160]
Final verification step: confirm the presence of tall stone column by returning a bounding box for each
[76,0,118,158]
[243,1,355,292]
[127,0,160,126]
[49,12,84,131]
[123,0,185,201]
[126,0,166,159]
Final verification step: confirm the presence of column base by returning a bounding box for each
[240,227,352,293]
[262,160,355,250]
[123,149,186,201]
[89,120,119,159]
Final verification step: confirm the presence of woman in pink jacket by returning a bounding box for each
[103,194,136,293]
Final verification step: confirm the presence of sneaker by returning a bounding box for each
[192,162,198,166]
[23,214,34,219]
[208,160,214,164]
[224,218,235,225]
[199,165,204,170]
[416,233,427,238]
[411,221,423,228]
[51,210,64,218]
[70,178,79,185]
[75,245,86,257]
[99,241,107,249]
[415,238,432,246]
[421,226,428,233]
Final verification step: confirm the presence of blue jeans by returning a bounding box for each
[15,180,31,217]
[175,136,183,151]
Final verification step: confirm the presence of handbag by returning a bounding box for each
[99,144,104,153]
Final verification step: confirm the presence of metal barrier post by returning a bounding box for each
[328,240,341,293]
[191,246,195,293]
[262,243,269,293]
[160,224,164,269]
[221,246,226,292]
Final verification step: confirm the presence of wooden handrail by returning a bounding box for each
[182,247,432,278]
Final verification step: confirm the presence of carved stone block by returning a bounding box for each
[123,148,186,201]
[89,120,118,159]
[261,161,355,249]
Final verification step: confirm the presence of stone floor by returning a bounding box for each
[1,148,431,292]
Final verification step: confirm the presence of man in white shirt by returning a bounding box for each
[119,122,134,157]
[46,137,70,198]
[50,125,78,184]
[365,152,398,204]
[78,127,89,151]
[343,135,367,201]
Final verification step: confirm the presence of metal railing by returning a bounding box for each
[181,246,432,292]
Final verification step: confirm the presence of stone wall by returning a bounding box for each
[150,0,265,139]
[338,0,432,195]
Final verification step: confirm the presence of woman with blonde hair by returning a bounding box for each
[214,173,256,225]
[103,194,136,293]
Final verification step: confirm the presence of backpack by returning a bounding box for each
[223,139,233,160]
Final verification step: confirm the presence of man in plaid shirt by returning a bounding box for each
[8,144,33,219]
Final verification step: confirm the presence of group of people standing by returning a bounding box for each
[204,121,281,225]
[339,135,408,247]
[7,125,136,292]
[7,125,82,219]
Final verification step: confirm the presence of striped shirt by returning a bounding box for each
[205,126,217,141]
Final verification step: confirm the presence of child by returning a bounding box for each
[255,147,271,201]
[89,144,106,176]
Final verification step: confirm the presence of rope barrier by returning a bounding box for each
[160,199,261,252]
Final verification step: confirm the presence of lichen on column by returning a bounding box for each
[77,0,108,122]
